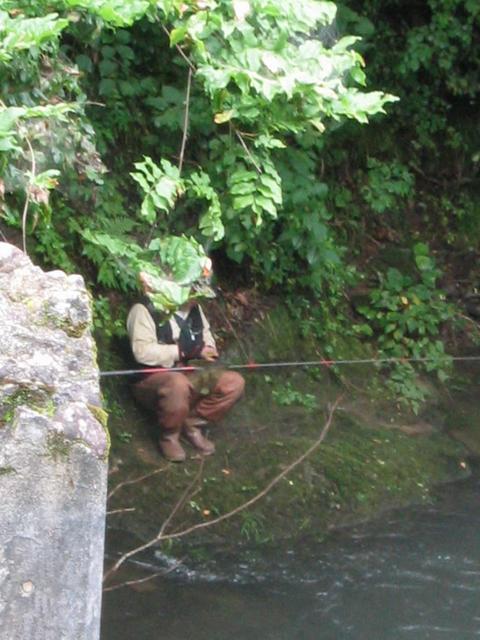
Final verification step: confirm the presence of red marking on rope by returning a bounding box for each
[321,359,333,368]
[138,368,159,375]
[247,360,259,369]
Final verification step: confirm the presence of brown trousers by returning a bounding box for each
[132,369,245,433]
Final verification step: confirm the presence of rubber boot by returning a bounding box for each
[182,419,215,456]
[159,430,186,462]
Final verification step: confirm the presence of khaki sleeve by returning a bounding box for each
[126,304,180,368]
[198,305,216,349]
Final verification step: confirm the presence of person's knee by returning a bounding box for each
[157,373,190,403]
[155,374,191,426]
[158,373,190,416]
[219,371,245,399]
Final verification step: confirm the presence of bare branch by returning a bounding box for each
[103,571,165,593]
[103,559,184,593]
[234,128,262,174]
[143,27,195,248]
[108,465,169,500]
[178,67,193,177]
[0,99,35,255]
[106,507,136,516]
[21,135,36,255]
[158,457,205,539]
[103,458,205,584]
[456,312,480,328]
[161,25,196,72]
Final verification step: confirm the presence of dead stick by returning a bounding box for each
[103,458,205,584]
[21,135,36,255]
[234,128,262,174]
[161,25,196,72]
[103,559,184,593]
[106,507,136,516]
[178,67,193,176]
[108,465,169,500]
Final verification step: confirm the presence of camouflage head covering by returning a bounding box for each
[138,236,215,314]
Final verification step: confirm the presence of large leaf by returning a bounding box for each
[0,13,68,54]
[148,235,209,285]
[65,0,151,26]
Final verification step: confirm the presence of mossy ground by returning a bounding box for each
[4,227,478,598]
[103,308,475,559]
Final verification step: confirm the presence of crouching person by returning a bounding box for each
[126,265,245,462]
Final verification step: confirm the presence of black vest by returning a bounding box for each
[139,296,204,350]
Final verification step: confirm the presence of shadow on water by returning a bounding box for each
[102,474,480,640]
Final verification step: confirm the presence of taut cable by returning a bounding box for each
[99,355,480,378]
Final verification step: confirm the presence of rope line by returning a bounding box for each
[99,355,480,378]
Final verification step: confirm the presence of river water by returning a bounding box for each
[101,473,480,640]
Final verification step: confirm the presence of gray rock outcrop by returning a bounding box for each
[0,243,108,640]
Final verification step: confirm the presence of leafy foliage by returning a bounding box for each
[0,0,395,297]
[272,382,317,411]
[357,244,454,412]
[361,158,414,215]
[1,0,476,410]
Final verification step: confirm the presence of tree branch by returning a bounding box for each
[103,559,184,593]
[234,127,262,174]
[21,134,36,255]
[178,67,193,177]
[103,458,205,584]
[161,25,197,72]
[106,507,136,516]
[108,465,169,500]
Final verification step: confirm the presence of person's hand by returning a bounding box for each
[201,345,219,362]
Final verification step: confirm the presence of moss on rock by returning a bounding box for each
[0,466,16,476]
[0,384,55,427]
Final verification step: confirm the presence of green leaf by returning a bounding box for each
[415,256,433,271]
[99,78,117,96]
[332,36,362,52]
[75,53,93,72]
[0,107,23,134]
[170,26,188,46]
[255,195,278,217]
[233,194,255,210]
[2,13,68,52]
[140,196,157,223]
[99,59,117,76]
[214,110,235,124]
[0,137,18,152]
[230,181,256,196]
[65,0,150,27]
[148,235,209,285]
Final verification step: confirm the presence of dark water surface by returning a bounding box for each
[101,476,480,640]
